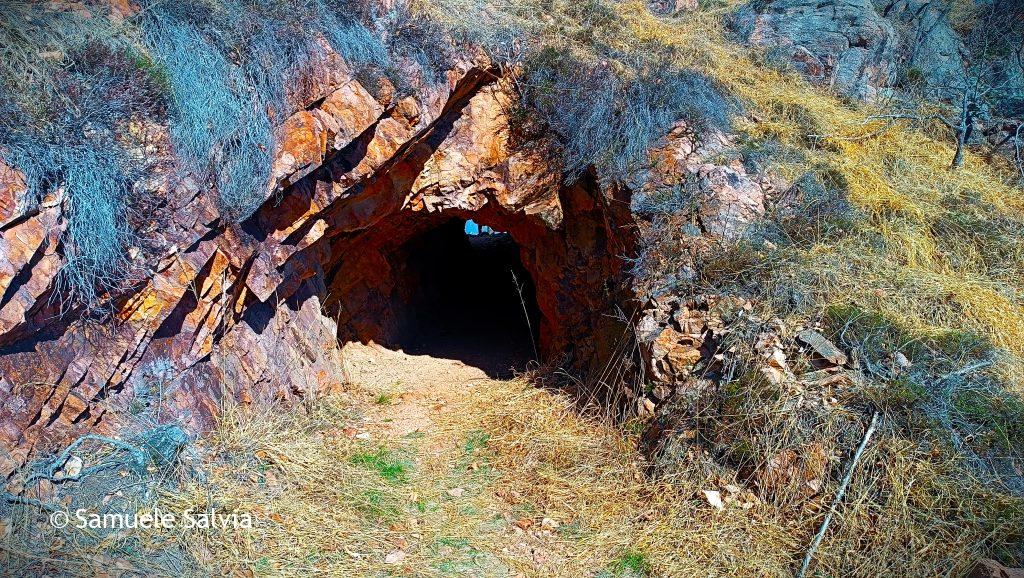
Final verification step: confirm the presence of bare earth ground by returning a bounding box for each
[342,341,495,439]
[337,342,581,576]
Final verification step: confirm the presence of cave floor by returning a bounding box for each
[341,341,499,442]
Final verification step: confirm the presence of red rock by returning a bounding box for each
[0,159,28,228]
[0,44,761,474]
[969,559,1024,578]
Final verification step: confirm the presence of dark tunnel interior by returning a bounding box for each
[388,219,542,377]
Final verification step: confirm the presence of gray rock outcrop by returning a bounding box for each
[734,0,899,100]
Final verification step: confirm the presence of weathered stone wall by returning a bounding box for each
[0,51,641,478]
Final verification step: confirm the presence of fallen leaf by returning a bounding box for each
[384,550,406,564]
[703,490,725,511]
[447,487,465,498]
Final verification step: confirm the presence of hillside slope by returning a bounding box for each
[1,0,1023,576]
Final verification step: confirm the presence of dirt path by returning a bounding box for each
[339,341,582,575]
[155,339,665,576]
[342,341,495,438]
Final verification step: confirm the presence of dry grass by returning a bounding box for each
[6,365,1018,576]
[422,0,1024,382]
[623,3,1024,373]
[142,373,1020,577]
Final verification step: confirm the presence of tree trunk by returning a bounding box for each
[950,91,971,170]
[951,131,966,169]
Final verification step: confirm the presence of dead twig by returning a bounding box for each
[797,411,881,578]
[510,270,539,362]
[27,434,147,484]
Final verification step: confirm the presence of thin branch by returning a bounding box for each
[1015,123,1024,182]
[797,411,881,578]
[510,270,539,362]
[27,433,147,483]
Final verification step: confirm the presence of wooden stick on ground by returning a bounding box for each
[797,411,881,578]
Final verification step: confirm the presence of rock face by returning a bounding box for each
[970,559,1024,578]
[878,0,966,89]
[734,0,898,100]
[0,52,639,476]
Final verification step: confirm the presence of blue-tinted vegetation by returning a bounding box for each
[0,7,164,305]
[0,0,396,304]
[139,0,392,220]
[432,0,733,181]
[524,53,731,180]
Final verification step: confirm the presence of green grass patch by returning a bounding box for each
[954,389,1024,453]
[602,550,652,577]
[348,448,410,483]
[463,430,490,453]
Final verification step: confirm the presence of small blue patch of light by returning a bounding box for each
[465,219,501,236]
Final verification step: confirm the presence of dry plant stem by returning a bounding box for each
[797,411,881,578]
[1,491,58,512]
[28,434,146,483]
[1015,123,1024,181]
[511,270,539,361]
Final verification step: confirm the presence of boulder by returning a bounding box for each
[734,0,899,100]
[969,559,1024,578]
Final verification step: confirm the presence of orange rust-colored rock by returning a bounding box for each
[0,55,643,476]
[0,160,28,228]
[970,560,1024,578]
[0,40,771,484]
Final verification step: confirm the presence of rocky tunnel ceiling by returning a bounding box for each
[247,70,641,381]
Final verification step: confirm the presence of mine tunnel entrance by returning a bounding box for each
[324,177,639,391]
[389,218,541,377]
